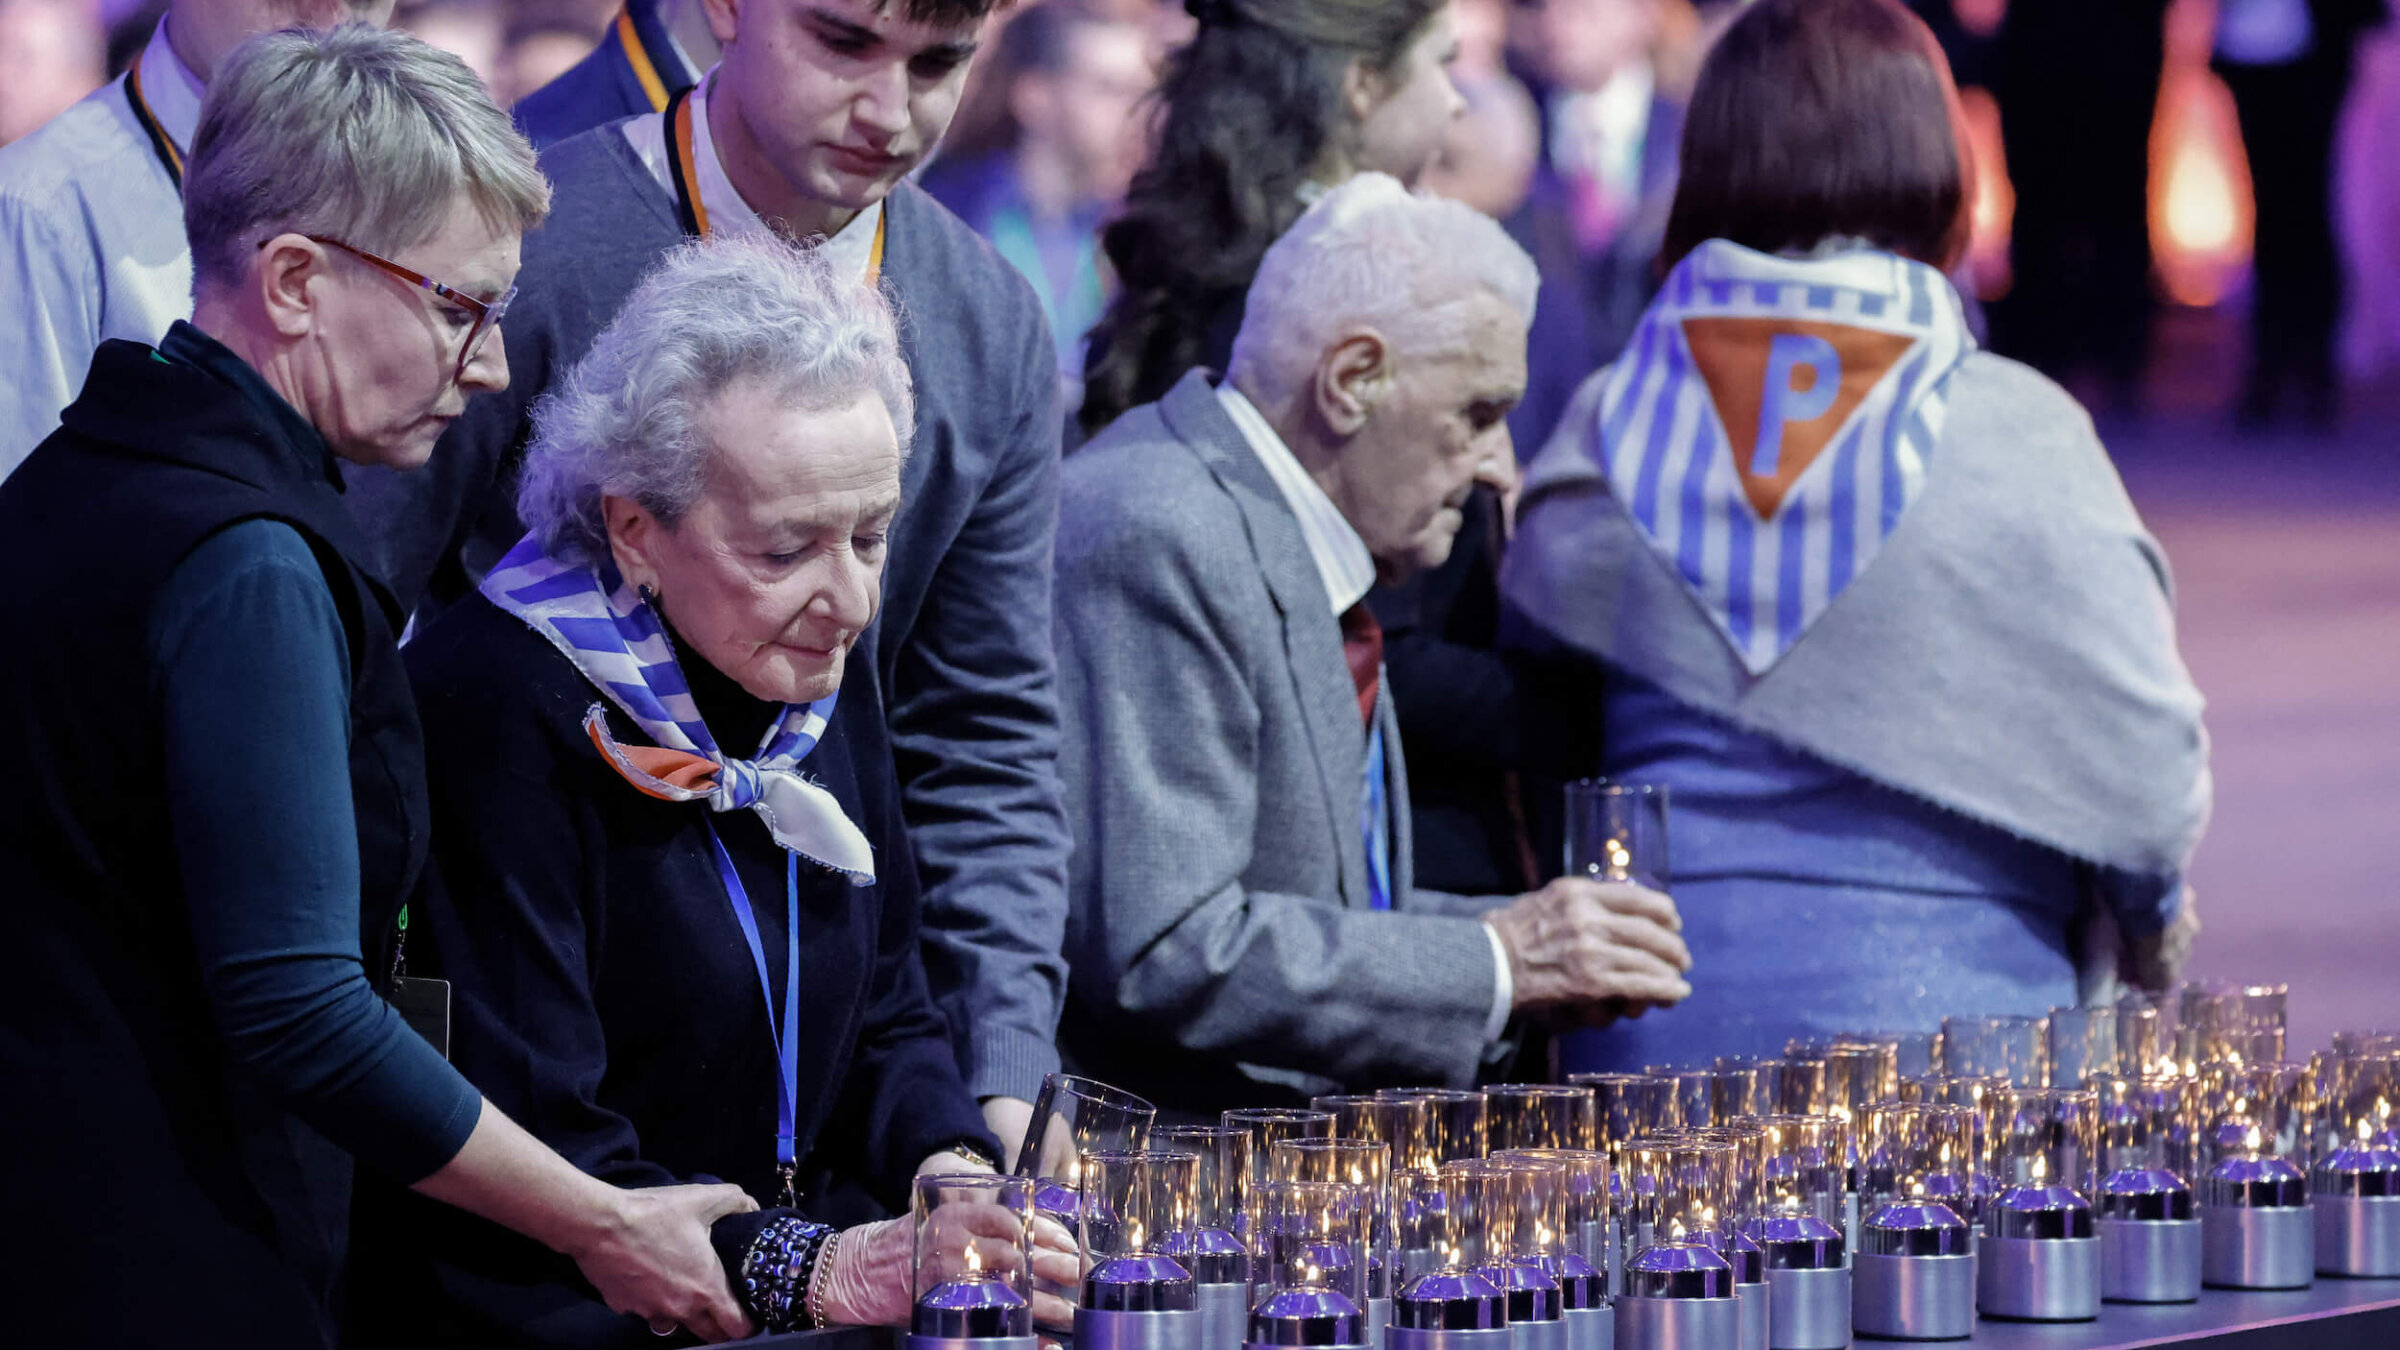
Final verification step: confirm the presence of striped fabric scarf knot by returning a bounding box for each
[480,534,875,884]
[1591,238,1976,673]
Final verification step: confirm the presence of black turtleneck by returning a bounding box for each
[659,612,782,754]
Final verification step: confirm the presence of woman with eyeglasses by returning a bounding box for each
[0,27,762,1347]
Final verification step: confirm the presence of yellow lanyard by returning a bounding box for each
[666,86,886,279]
[123,59,185,187]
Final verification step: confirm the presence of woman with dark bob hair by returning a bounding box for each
[1503,0,2211,1069]
[1077,0,1465,436]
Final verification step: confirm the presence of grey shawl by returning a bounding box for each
[1502,352,2211,879]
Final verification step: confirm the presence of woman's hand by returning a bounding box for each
[570,1183,759,1344]
[811,1205,1082,1330]
[919,1148,998,1177]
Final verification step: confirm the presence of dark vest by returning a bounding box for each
[0,333,428,1347]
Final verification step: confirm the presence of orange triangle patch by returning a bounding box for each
[1681,317,1917,520]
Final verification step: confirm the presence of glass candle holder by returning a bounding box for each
[1074,1148,1201,1338]
[1840,1031,1939,1083]
[1395,1166,1460,1281]
[1226,1108,1336,1222]
[1434,1159,1507,1270]
[1378,1089,1489,1168]
[1569,1073,1672,1166]
[2047,1007,2121,1089]
[2334,1030,2400,1063]
[1493,1148,1613,1267]
[1708,1060,1765,1121]
[1563,779,1669,890]
[1486,1084,1598,1153]
[1649,1065,1717,1130]
[1261,1179,1373,1306]
[1852,1105,1975,1340]
[1153,1126,1253,1284]
[1763,1055,1830,1116]
[2088,1073,2195,1179]
[1831,1041,1902,1104]
[1988,1088,2101,1198]
[2117,995,2171,1077]
[1625,1139,1736,1252]
[2195,1061,2312,1171]
[1315,1093,1432,1171]
[1273,1138,1394,1302]
[2339,1054,2400,1148]
[2192,1059,2315,1290]
[1755,1116,1846,1227]
[1942,1013,2050,1087]
[1980,1090,2102,1321]
[909,1173,1040,1347]
[1019,1074,1156,1221]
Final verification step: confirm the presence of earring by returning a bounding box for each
[638,583,660,607]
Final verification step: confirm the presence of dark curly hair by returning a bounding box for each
[1076,0,1446,436]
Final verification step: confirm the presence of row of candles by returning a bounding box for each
[902,984,2400,1350]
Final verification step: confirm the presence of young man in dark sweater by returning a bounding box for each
[347,0,1069,1160]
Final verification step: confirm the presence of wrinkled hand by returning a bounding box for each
[813,1206,1080,1330]
[982,1096,1036,1171]
[571,1182,757,1344]
[1484,877,1691,1014]
[2125,887,2201,995]
[920,1149,999,1177]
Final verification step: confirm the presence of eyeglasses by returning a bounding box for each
[269,233,515,383]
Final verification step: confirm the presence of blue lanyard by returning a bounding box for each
[704,819,802,1207]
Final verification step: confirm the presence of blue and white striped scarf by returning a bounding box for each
[480,533,876,884]
[1592,239,1976,672]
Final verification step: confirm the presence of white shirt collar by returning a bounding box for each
[623,66,882,279]
[1216,383,1376,616]
[135,17,207,154]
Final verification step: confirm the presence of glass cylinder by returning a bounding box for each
[1376,1089,1487,1168]
[1941,1013,2049,1087]
[1831,1040,1903,1103]
[2046,1006,2120,1088]
[1692,1124,1767,1232]
[1708,1059,1765,1120]
[1569,1073,1672,1164]
[1312,1093,1430,1174]
[2087,1073,2195,1179]
[1763,1054,1830,1115]
[1988,1088,2100,1197]
[1393,1165,1457,1279]
[1485,1084,1597,1152]
[1840,1030,1940,1082]
[1261,1179,1372,1306]
[2195,1060,2311,1168]
[1078,1148,1200,1264]
[1272,1138,1393,1299]
[1622,1138,1735,1250]
[1152,1125,1252,1283]
[1019,1074,1156,1218]
[2184,983,2288,1067]
[1436,1158,1505,1268]
[1649,1065,1716,1130]
[1755,1115,1846,1227]
[2116,995,2170,1077]
[1563,779,1669,890]
[2340,1054,2400,1148]
[1492,1148,1612,1267]
[1225,1108,1335,1206]
[910,1173,1039,1339]
[1862,1104,1974,1216]
[2334,1030,2400,1062]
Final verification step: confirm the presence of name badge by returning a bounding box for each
[391,976,453,1059]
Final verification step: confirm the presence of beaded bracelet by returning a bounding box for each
[740,1216,837,1333]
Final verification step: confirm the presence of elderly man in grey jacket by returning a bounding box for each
[1054,174,1693,1114]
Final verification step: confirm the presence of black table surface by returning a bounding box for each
[749,1279,2400,1350]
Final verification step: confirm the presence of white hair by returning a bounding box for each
[517,234,916,566]
[183,24,548,291]
[1227,173,1539,409]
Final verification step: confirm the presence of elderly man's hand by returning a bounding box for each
[1483,877,1692,1015]
[2125,888,2202,995]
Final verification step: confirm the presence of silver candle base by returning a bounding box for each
[1851,1255,1973,1341]
[1562,1303,1614,1350]
[1763,1266,1847,1349]
[1734,1281,1767,1350]
[908,1336,1040,1350]
[1197,1283,1249,1350]
[1509,1318,1567,1350]
[2201,1204,2315,1290]
[1369,1297,1394,1348]
[1077,1308,1203,1350]
[1391,1329,1512,1350]
[1615,1296,1738,1350]
[2099,1219,2202,1303]
[2316,1195,2400,1278]
[1976,1236,2099,1321]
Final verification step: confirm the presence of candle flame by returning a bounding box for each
[966,1242,983,1274]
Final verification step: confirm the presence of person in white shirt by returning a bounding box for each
[1050,173,1693,1114]
[0,0,392,470]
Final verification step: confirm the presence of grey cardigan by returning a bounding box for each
[346,126,1071,1101]
[1054,371,1501,1113]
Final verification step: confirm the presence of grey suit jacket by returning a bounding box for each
[1054,370,1501,1114]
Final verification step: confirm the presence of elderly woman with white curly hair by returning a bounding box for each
[389,233,1073,1346]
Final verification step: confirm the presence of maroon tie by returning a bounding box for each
[1339,602,1382,728]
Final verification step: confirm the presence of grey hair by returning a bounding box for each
[518,234,917,566]
[1228,173,1539,410]
[183,24,549,290]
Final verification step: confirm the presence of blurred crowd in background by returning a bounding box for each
[9,0,2393,439]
